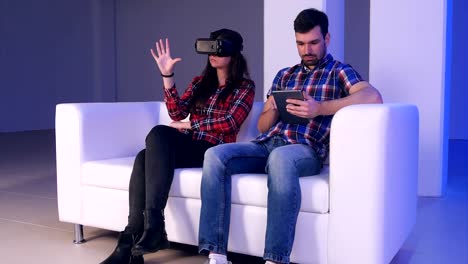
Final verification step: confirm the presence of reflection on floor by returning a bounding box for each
[0,130,466,264]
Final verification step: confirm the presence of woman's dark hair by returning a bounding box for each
[294,8,329,38]
[191,29,250,111]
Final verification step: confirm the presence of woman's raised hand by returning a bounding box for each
[150,38,182,75]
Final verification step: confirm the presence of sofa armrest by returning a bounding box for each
[55,101,162,223]
[327,104,419,264]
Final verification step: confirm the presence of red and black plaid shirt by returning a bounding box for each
[164,76,255,145]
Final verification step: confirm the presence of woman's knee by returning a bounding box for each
[145,125,173,146]
[130,149,146,178]
[135,149,146,161]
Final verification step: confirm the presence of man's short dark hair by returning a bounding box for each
[294,8,329,38]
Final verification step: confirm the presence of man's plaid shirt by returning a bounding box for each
[254,54,363,162]
[164,76,255,145]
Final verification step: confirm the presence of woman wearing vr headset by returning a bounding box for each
[99,28,255,264]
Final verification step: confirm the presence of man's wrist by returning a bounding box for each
[316,101,324,116]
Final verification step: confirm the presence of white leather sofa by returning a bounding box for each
[56,101,419,264]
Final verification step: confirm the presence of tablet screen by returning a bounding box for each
[271,90,310,125]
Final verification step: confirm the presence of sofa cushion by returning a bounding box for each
[82,157,330,214]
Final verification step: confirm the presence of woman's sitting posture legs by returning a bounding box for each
[131,125,177,255]
[99,150,147,264]
[132,125,215,256]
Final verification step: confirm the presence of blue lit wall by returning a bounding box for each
[0,0,116,132]
[449,0,468,139]
[0,0,263,132]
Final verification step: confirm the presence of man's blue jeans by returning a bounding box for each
[198,136,322,263]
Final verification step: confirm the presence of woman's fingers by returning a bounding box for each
[159,39,166,54]
[155,41,162,57]
[150,48,158,60]
[154,38,172,58]
[165,38,171,56]
[151,38,181,74]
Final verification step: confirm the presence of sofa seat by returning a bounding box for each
[82,157,330,214]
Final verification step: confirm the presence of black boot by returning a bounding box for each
[131,209,170,256]
[129,255,144,264]
[99,229,144,264]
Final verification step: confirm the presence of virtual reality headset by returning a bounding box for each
[195,38,242,57]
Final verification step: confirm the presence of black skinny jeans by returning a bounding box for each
[126,125,216,232]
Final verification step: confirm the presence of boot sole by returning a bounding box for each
[131,240,170,256]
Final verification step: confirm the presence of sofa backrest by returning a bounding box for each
[157,101,264,143]
[156,102,173,125]
[236,102,263,142]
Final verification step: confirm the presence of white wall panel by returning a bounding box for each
[369,0,450,196]
[264,0,344,99]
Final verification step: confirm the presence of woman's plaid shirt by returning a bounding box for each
[255,54,363,162]
[164,76,255,145]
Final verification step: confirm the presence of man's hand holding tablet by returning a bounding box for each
[271,90,310,124]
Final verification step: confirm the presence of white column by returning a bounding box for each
[369,0,451,196]
[263,0,344,99]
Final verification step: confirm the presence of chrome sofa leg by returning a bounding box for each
[73,224,85,244]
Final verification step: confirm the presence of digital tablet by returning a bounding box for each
[271,90,310,125]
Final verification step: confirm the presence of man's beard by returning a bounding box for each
[301,54,319,66]
[301,45,326,67]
